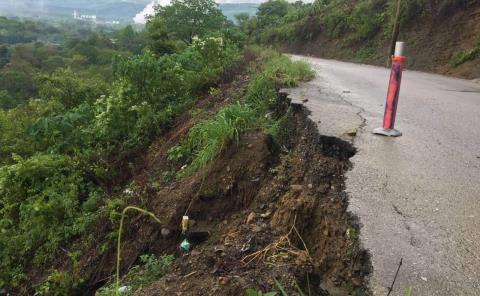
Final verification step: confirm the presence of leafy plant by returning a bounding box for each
[245,288,277,296]
[96,254,174,296]
[113,206,166,295]
[451,47,480,67]
[35,270,82,296]
[0,154,102,289]
[174,50,313,175]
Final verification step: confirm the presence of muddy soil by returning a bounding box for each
[33,79,371,295]
[283,5,480,80]
[108,104,371,296]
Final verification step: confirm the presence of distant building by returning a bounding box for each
[73,10,97,21]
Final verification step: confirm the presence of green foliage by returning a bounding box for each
[405,287,412,296]
[257,0,290,28]
[37,68,108,108]
[153,0,229,43]
[348,0,385,42]
[262,54,314,88]
[173,50,313,175]
[35,270,82,296]
[451,47,480,67]
[29,103,95,154]
[177,102,258,174]
[96,254,174,296]
[0,154,102,288]
[0,9,242,293]
[245,288,277,296]
[145,16,178,56]
[0,99,64,165]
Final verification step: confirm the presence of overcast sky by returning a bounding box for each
[134,0,313,23]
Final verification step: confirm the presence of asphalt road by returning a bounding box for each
[286,56,480,295]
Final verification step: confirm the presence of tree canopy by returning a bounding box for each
[152,0,228,43]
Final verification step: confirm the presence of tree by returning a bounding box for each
[37,68,107,108]
[0,45,9,68]
[117,25,145,54]
[145,16,178,55]
[257,0,290,28]
[234,12,250,31]
[154,0,228,43]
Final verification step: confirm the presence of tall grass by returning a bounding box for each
[182,102,257,174]
[171,49,314,175]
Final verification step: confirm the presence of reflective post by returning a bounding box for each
[374,41,406,137]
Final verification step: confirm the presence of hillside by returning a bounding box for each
[0,1,374,293]
[244,0,480,79]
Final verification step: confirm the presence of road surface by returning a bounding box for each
[286,56,480,295]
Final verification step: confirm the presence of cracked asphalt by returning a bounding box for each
[285,56,480,295]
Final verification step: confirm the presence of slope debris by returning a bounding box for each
[93,97,371,295]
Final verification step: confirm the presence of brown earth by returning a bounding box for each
[131,105,370,296]
[25,55,371,295]
[51,99,371,295]
[284,5,480,80]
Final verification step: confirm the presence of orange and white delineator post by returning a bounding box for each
[373,42,406,137]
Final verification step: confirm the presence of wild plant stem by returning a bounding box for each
[115,206,162,296]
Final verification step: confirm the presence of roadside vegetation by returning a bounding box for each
[236,0,480,77]
[0,0,316,295]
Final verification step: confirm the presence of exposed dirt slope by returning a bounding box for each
[62,97,371,295]
[25,60,371,294]
[132,105,370,296]
[286,5,480,79]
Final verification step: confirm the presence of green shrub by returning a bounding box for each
[0,154,102,289]
[348,0,385,42]
[451,47,480,67]
[96,254,174,296]
[35,270,82,296]
[175,50,314,175]
[0,99,64,165]
[262,54,314,87]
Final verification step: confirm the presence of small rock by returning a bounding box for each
[345,128,358,137]
[246,212,256,224]
[291,184,303,191]
[323,229,329,236]
[247,144,253,148]
[219,277,230,285]
[123,188,134,196]
[226,165,231,172]
[421,276,428,282]
[251,177,261,183]
[161,228,171,238]
[118,286,132,293]
[214,245,225,254]
[252,225,262,233]
[260,210,272,218]
[190,249,201,256]
[307,183,313,189]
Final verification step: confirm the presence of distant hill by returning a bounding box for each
[0,1,258,23]
[219,3,259,21]
[0,0,151,23]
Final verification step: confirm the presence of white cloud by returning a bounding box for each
[134,0,313,24]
